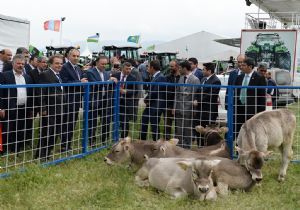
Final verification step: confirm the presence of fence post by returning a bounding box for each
[82,83,90,154]
[227,85,234,159]
[113,82,120,143]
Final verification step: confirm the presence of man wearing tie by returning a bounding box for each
[173,60,199,148]
[140,60,167,141]
[111,62,137,138]
[35,55,64,160]
[234,57,266,138]
[60,48,88,152]
[86,56,116,146]
[197,62,221,128]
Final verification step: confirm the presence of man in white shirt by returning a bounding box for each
[0,54,33,153]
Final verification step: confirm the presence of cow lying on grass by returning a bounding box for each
[236,109,296,182]
[194,125,230,158]
[135,157,219,200]
[136,156,258,199]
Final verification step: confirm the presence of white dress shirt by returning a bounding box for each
[0,60,3,73]
[13,70,27,106]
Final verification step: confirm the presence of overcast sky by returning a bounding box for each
[2,0,259,48]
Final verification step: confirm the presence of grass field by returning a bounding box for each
[0,149,299,209]
[0,103,300,209]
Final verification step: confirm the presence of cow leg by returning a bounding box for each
[135,167,150,187]
[278,143,293,182]
[205,187,218,201]
[165,186,188,199]
[215,182,229,196]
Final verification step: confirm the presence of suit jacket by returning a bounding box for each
[24,64,33,75]
[60,61,83,104]
[29,68,41,84]
[2,62,13,72]
[0,71,33,110]
[235,70,266,114]
[39,69,64,114]
[86,67,111,109]
[225,68,243,109]
[174,74,200,112]
[193,68,203,81]
[198,74,221,114]
[112,72,137,112]
[144,71,167,109]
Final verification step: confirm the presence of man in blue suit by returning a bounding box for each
[111,62,137,138]
[86,56,116,146]
[60,48,88,151]
[140,60,167,141]
[0,54,33,153]
[225,54,245,110]
[188,57,203,81]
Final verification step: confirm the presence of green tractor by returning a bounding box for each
[245,33,291,70]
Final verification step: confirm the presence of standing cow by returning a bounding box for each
[236,109,296,182]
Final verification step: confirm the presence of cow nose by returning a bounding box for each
[256,177,262,182]
[104,157,108,162]
[199,187,209,193]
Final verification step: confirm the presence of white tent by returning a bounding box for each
[155,31,240,62]
[80,45,92,58]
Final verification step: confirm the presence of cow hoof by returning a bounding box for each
[278,175,285,182]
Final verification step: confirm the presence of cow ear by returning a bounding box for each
[195,125,205,134]
[144,154,149,160]
[124,137,131,143]
[177,161,192,171]
[220,127,228,134]
[124,145,130,151]
[169,138,179,145]
[160,146,166,155]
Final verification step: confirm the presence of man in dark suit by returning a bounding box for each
[196,62,221,146]
[225,54,245,110]
[25,55,38,75]
[60,48,88,151]
[0,49,12,73]
[188,57,203,81]
[0,54,33,153]
[234,57,266,138]
[35,55,64,160]
[112,62,137,138]
[86,56,116,146]
[140,60,167,141]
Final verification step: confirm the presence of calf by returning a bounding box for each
[195,125,228,146]
[104,137,158,166]
[193,140,230,159]
[236,109,296,182]
[135,157,219,201]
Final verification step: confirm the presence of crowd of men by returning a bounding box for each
[0,46,276,159]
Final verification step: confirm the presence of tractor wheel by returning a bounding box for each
[275,52,291,70]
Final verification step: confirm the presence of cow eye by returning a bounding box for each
[115,150,120,153]
[192,171,198,179]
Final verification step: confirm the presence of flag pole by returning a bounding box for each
[60,17,66,45]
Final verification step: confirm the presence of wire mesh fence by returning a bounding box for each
[0,81,299,175]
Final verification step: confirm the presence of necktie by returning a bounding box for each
[56,73,63,85]
[240,75,250,104]
[203,78,207,84]
[74,65,80,80]
[120,75,125,88]
[183,76,187,84]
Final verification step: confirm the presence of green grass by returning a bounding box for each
[0,150,299,209]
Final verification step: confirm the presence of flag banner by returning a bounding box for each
[29,45,40,56]
[44,20,61,32]
[127,35,140,44]
[87,34,99,43]
[146,44,155,51]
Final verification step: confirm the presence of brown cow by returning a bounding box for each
[195,125,228,146]
[236,109,296,182]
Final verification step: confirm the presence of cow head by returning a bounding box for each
[236,147,272,182]
[104,137,133,165]
[148,138,179,157]
[177,158,220,199]
[195,125,228,146]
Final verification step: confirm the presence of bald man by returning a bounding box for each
[0,49,12,72]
